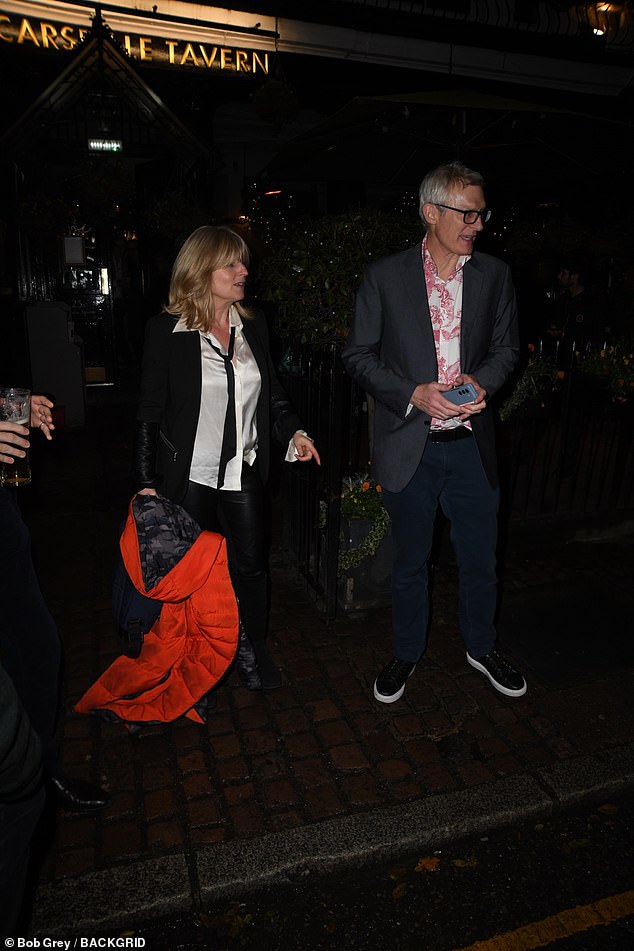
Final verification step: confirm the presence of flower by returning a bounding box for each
[340,472,386,521]
[578,346,634,402]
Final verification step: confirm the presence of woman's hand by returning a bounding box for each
[292,431,321,465]
[31,394,55,441]
[0,421,30,465]
[137,488,159,497]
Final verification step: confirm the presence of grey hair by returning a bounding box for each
[418,161,486,229]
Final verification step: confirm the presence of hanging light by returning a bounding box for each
[585,1,624,36]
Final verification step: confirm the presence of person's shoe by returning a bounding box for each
[251,640,282,689]
[49,773,110,813]
[466,648,527,697]
[373,658,416,703]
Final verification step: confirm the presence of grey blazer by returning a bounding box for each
[342,243,520,492]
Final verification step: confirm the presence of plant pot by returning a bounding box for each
[338,516,393,613]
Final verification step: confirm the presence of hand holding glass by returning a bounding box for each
[0,387,32,486]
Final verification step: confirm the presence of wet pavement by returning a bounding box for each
[106,789,634,949]
[16,384,634,937]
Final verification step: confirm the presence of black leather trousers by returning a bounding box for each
[181,464,267,644]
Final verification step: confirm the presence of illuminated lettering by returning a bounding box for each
[179,42,198,66]
[0,14,12,43]
[17,18,40,46]
[0,14,270,76]
[165,39,178,64]
[198,44,218,68]
[139,36,152,60]
[40,22,59,49]
[253,51,269,74]
[60,25,77,49]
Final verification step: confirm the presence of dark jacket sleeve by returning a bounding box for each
[133,313,175,491]
[0,664,43,803]
[133,420,159,490]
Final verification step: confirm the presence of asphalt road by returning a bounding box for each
[103,790,634,950]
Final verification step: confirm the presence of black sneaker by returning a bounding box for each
[374,658,416,703]
[466,648,527,697]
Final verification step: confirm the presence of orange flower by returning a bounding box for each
[376,485,382,493]
[362,481,370,491]
[557,370,565,379]
[527,343,535,352]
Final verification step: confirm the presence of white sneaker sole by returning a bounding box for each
[466,653,527,698]
[373,665,416,703]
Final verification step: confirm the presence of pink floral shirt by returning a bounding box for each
[422,237,470,431]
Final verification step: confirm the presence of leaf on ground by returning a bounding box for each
[452,855,478,868]
[598,803,619,815]
[388,866,407,880]
[207,902,250,937]
[562,837,592,852]
[415,855,441,873]
[533,823,545,832]
[392,881,408,899]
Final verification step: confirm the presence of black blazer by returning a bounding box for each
[342,244,520,492]
[134,309,302,501]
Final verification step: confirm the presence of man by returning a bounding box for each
[342,161,526,703]
[1,395,109,811]
[551,257,606,353]
[0,661,45,938]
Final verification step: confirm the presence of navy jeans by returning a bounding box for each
[382,435,499,663]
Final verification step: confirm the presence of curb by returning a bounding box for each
[30,742,634,936]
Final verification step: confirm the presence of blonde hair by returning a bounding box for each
[165,225,252,330]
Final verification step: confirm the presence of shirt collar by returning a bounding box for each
[422,235,470,279]
[172,304,244,334]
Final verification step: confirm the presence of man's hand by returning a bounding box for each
[0,420,30,465]
[410,376,487,420]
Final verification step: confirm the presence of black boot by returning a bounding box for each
[250,637,282,690]
[49,772,110,813]
[236,623,263,690]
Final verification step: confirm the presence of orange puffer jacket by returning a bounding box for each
[74,502,239,724]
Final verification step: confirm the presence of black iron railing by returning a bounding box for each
[278,340,634,620]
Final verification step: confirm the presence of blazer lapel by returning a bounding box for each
[401,245,427,317]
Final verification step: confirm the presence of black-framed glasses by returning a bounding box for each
[435,203,491,224]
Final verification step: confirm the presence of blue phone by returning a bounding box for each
[444,383,478,405]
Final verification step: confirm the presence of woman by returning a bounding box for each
[134,225,320,689]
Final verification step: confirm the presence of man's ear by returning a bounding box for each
[422,202,438,227]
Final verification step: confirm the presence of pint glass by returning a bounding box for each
[0,387,32,486]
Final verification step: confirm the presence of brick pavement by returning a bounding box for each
[17,390,634,933]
